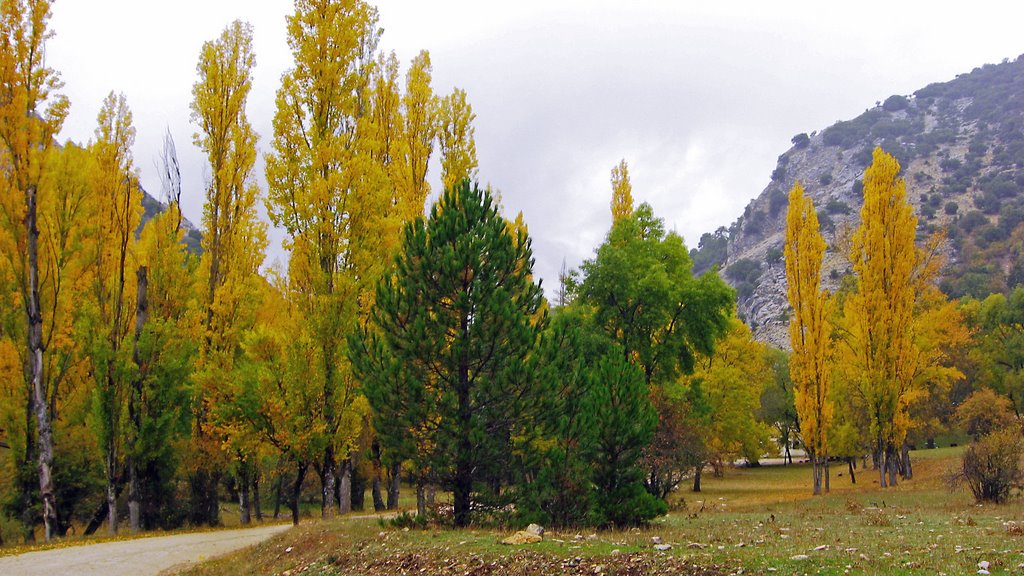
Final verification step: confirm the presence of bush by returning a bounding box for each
[955,428,1024,504]
[791,133,810,149]
[944,201,959,215]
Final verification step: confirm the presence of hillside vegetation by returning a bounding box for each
[697,55,1024,346]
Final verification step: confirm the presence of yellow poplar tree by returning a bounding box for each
[784,181,833,495]
[83,92,142,534]
[843,147,920,488]
[0,0,69,540]
[610,159,634,222]
[437,87,478,191]
[189,19,267,525]
[265,0,385,517]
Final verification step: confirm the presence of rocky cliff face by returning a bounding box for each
[712,55,1024,348]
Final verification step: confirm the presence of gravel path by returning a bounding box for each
[0,523,291,576]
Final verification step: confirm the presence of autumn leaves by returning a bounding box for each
[785,148,965,494]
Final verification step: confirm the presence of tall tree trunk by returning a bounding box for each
[253,470,262,521]
[338,458,352,514]
[350,461,365,511]
[387,461,400,510]
[128,267,149,533]
[290,462,307,526]
[427,480,436,507]
[824,457,830,493]
[238,459,251,526]
[371,441,384,511]
[886,445,898,487]
[416,479,425,517]
[272,473,283,520]
[812,455,822,495]
[900,441,913,480]
[847,457,856,484]
[106,436,118,534]
[321,446,336,518]
[26,184,58,540]
[692,465,702,492]
[454,323,472,528]
[875,446,887,488]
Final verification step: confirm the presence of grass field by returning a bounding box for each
[172,447,1024,575]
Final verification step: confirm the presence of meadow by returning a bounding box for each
[174,447,1024,575]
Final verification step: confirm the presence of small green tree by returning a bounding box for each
[351,181,545,528]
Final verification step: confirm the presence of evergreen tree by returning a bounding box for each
[351,181,545,527]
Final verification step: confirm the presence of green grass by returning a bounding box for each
[174,448,1024,574]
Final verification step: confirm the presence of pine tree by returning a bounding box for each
[784,181,833,495]
[351,181,545,527]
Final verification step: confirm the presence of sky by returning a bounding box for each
[46,1,1024,295]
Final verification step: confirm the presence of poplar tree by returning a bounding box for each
[844,147,919,488]
[437,88,478,191]
[609,159,633,222]
[351,181,545,528]
[0,0,69,540]
[784,181,833,495]
[82,92,142,533]
[190,19,266,524]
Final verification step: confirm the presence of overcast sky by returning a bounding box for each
[47,1,1024,294]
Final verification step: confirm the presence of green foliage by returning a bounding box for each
[791,133,810,149]
[588,354,666,526]
[690,226,729,276]
[351,181,545,527]
[576,203,733,387]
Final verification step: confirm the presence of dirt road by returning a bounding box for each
[0,523,291,576]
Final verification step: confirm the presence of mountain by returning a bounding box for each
[694,54,1024,348]
[140,188,203,254]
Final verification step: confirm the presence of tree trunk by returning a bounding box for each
[238,461,251,526]
[427,481,436,507]
[321,447,336,518]
[290,462,307,526]
[886,445,898,487]
[387,461,400,510]
[253,470,262,521]
[900,441,913,480]
[416,480,426,518]
[876,447,887,488]
[106,439,118,534]
[847,457,856,484]
[338,458,352,514]
[371,441,384,511]
[454,322,473,528]
[692,465,702,492]
[824,457,830,493]
[26,184,58,540]
[273,473,283,520]
[128,267,149,533]
[812,455,822,495]
[350,461,365,511]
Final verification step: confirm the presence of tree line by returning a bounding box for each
[2,0,1023,545]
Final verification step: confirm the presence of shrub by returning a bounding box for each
[956,388,1017,440]
[944,201,959,215]
[955,428,1024,504]
[791,133,810,149]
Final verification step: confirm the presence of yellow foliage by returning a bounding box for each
[784,182,833,463]
[610,159,634,222]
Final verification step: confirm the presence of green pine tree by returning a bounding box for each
[351,180,546,527]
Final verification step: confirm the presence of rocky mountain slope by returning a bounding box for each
[695,54,1024,347]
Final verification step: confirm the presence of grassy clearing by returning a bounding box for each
[175,447,1024,575]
